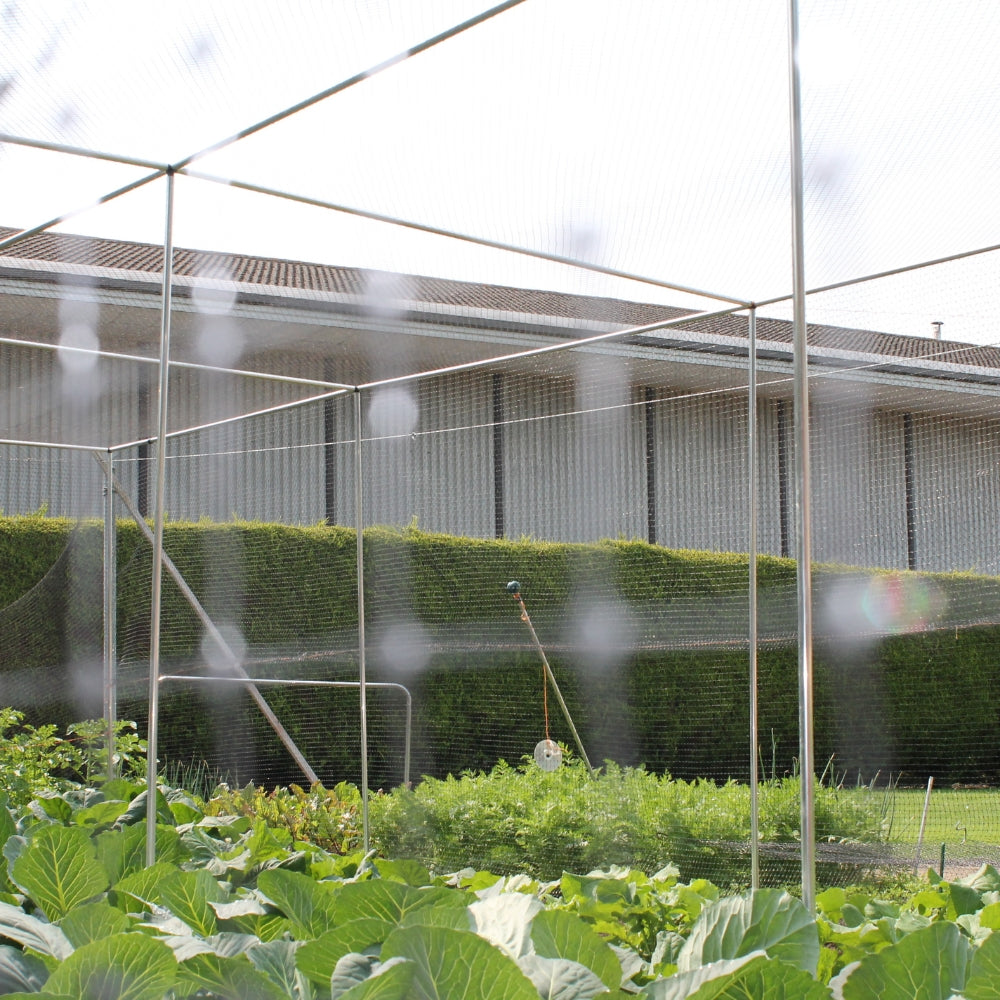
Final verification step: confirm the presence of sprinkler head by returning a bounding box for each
[506,580,521,595]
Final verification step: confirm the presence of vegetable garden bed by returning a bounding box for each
[0,776,999,998]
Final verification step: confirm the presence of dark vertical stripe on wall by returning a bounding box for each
[492,373,505,539]
[903,412,916,569]
[137,443,149,517]
[323,396,337,524]
[777,399,790,558]
[137,379,150,518]
[644,387,657,544]
[323,361,338,524]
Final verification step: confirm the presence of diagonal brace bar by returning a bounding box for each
[92,451,319,786]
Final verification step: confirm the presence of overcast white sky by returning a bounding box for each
[2,0,999,345]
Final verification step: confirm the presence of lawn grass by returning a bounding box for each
[887,787,999,846]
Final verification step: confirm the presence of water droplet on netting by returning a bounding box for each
[362,270,411,321]
[186,32,217,69]
[57,322,98,375]
[368,385,419,437]
[570,598,635,675]
[534,739,562,771]
[55,101,82,138]
[192,280,237,317]
[195,315,244,367]
[200,624,247,675]
[379,620,430,677]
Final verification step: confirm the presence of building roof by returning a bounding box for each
[2,224,999,373]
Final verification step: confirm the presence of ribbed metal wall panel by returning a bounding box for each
[5,337,1000,578]
[0,345,150,450]
[501,371,646,543]
[163,395,328,525]
[0,444,104,518]
[909,411,1000,574]
[0,346,149,518]
[362,372,494,538]
[754,400,784,558]
[325,393,359,528]
[651,391,750,553]
[809,400,908,570]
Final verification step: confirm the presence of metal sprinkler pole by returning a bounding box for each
[507,582,594,772]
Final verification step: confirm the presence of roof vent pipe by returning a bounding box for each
[932,321,943,340]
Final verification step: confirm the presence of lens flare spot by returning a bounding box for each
[860,574,942,634]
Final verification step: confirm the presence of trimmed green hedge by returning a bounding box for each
[1,515,999,789]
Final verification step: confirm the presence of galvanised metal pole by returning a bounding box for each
[146,169,175,867]
[102,451,117,779]
[748,307,759,890]
[355,389,370,854]
[787,0,816,907]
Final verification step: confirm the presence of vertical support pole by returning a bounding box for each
[914,776,935,874]
[103,451,117,779]
[748,308,760,889]
[355,389,370,853]
[146,168,175,866]
[787,0,816,908]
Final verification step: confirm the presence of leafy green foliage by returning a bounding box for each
[0,943,49,994]
[676,889,819,975]
[834,920,973,999]
[531,908,622,990]
[66,718,148,786]
[0,709,82,809]
[9,824,109,920]
[0,765,995,998]
[42,933,178,1000]
[367,756,886,885]
[380,924,539,999]
[642,953,833,999]
[205,780,362,854]
[0,709,147,809]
